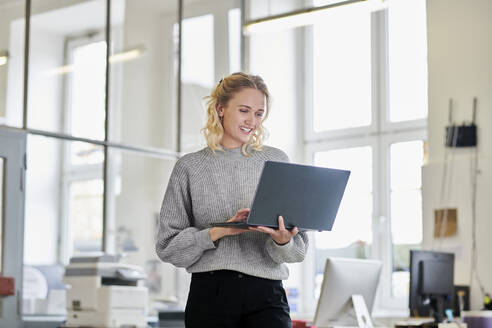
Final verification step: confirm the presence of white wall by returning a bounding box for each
[423,0,492,310]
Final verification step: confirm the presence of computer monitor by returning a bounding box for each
[313,258,382,328]
[409,250,454,322]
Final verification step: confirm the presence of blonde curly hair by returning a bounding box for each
[202,72,271,156]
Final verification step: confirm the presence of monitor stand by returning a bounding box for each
[351,294,374,328]
[316,294,375,328]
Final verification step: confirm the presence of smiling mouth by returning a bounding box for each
[240,127,253,134]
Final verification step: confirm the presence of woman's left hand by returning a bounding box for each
[251,216,298,245]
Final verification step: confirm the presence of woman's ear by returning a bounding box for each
[216,103,224,118]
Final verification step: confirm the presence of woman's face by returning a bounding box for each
[217,87,265,149]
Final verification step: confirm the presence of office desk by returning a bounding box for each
[23,315,182,328]
[292,314,441,328]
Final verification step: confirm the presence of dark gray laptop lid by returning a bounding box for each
[247,161,350,231]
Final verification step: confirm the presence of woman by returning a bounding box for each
[156,72,308,328]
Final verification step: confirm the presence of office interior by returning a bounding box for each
[0,0,491,326]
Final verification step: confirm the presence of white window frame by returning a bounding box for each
[303,7,428,314]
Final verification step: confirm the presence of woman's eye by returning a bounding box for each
[256,113,264,117]
[240,109,248,113]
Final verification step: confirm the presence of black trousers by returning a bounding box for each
[185,270,292,328]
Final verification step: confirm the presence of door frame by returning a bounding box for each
[0,127,26,328]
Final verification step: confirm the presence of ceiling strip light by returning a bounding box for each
[0,51,9,66]
[244,0,386,34]
[44,46,145,76]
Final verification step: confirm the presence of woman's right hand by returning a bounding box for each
[209,208,251,242]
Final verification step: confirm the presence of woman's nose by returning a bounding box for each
[245,112,256,124]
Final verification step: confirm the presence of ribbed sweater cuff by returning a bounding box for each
[195,228,217,250]
[269,238,295,254]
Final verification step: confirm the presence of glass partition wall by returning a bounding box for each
[0,0,232,318]
[0,0,244,318]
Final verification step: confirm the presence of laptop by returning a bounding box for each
[210,161,350,231]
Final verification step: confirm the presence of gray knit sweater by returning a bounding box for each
[155,145,309,280]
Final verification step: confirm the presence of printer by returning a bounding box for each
[63,254,148,328]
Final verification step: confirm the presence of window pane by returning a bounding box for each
[390,139,424,299]
[70,179,103,253]
[313,9,372,132]
[314,146,373,249]
[181,13,215,153]
[228,8,241,74]
[182,14,214,87]
[69,41,106,140]
[388,0,428,122]
[390,140,423,189]
[390,140,423,244]
[391,190,422,245]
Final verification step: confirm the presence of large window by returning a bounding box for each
[245,0,427,313]
[305,0,428,313]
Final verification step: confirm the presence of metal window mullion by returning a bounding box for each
[177,0,183,154]
[23,0,31,129]
[17,127,179,159]
[102,0,111,252]
[240,0,246,71]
